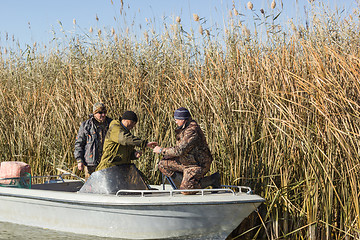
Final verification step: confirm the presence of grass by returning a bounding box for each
[0,1,360,239]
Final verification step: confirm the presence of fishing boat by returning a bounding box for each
[0,161,264,239]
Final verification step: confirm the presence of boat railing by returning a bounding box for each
[31,169,85,184]
[0,173,32,188]
[222,185,253,194]
[116,185,253,197]
[0,173,76,188]
[32,172,83,185]
[116,188,235,197]
[31,175,66,183]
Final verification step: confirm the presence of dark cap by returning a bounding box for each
[121,111,138,122]
[174,107,191,120]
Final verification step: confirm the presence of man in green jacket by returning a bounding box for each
[96,111,157,171]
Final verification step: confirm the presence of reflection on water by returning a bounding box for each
[0,221,225,240]
[0,221,112,240]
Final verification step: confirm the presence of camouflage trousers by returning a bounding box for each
[158,157,210,190]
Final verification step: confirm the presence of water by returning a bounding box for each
[0,222,112,240]
[0,221,225,240]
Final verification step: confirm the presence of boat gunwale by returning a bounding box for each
[0,188,265,207]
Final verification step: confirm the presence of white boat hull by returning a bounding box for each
[0,184,264,239]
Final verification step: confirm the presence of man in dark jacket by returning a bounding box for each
[96,111,157,171]
[74,102,112,179]
[153,107,219,194]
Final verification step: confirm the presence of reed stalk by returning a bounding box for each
[0,2,359,239]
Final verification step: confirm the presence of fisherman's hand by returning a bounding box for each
[153,146,163,154]
[146,142,158,149]
[135,151,142,158]
[77,162,84,171]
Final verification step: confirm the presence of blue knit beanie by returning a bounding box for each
[174,107,191,120]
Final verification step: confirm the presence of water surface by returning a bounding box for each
[0,221,112,240]
[0,221,225,240]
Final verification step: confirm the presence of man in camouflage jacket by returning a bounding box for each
[153,107,213,193]
[74,103,112,179]
[96,111,157,171]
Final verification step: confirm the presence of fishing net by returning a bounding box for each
[0,172,32,189]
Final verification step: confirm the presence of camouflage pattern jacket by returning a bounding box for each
[161,119,213,168]
[74,115,113,167]
[96,120,147,171]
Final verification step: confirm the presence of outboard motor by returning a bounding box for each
[78,164,149,194]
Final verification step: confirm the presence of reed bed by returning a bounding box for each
[0,2,360,239]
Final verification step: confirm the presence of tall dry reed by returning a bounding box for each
[0,2,359,239]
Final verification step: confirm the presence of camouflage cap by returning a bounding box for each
[93,102,106,114]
